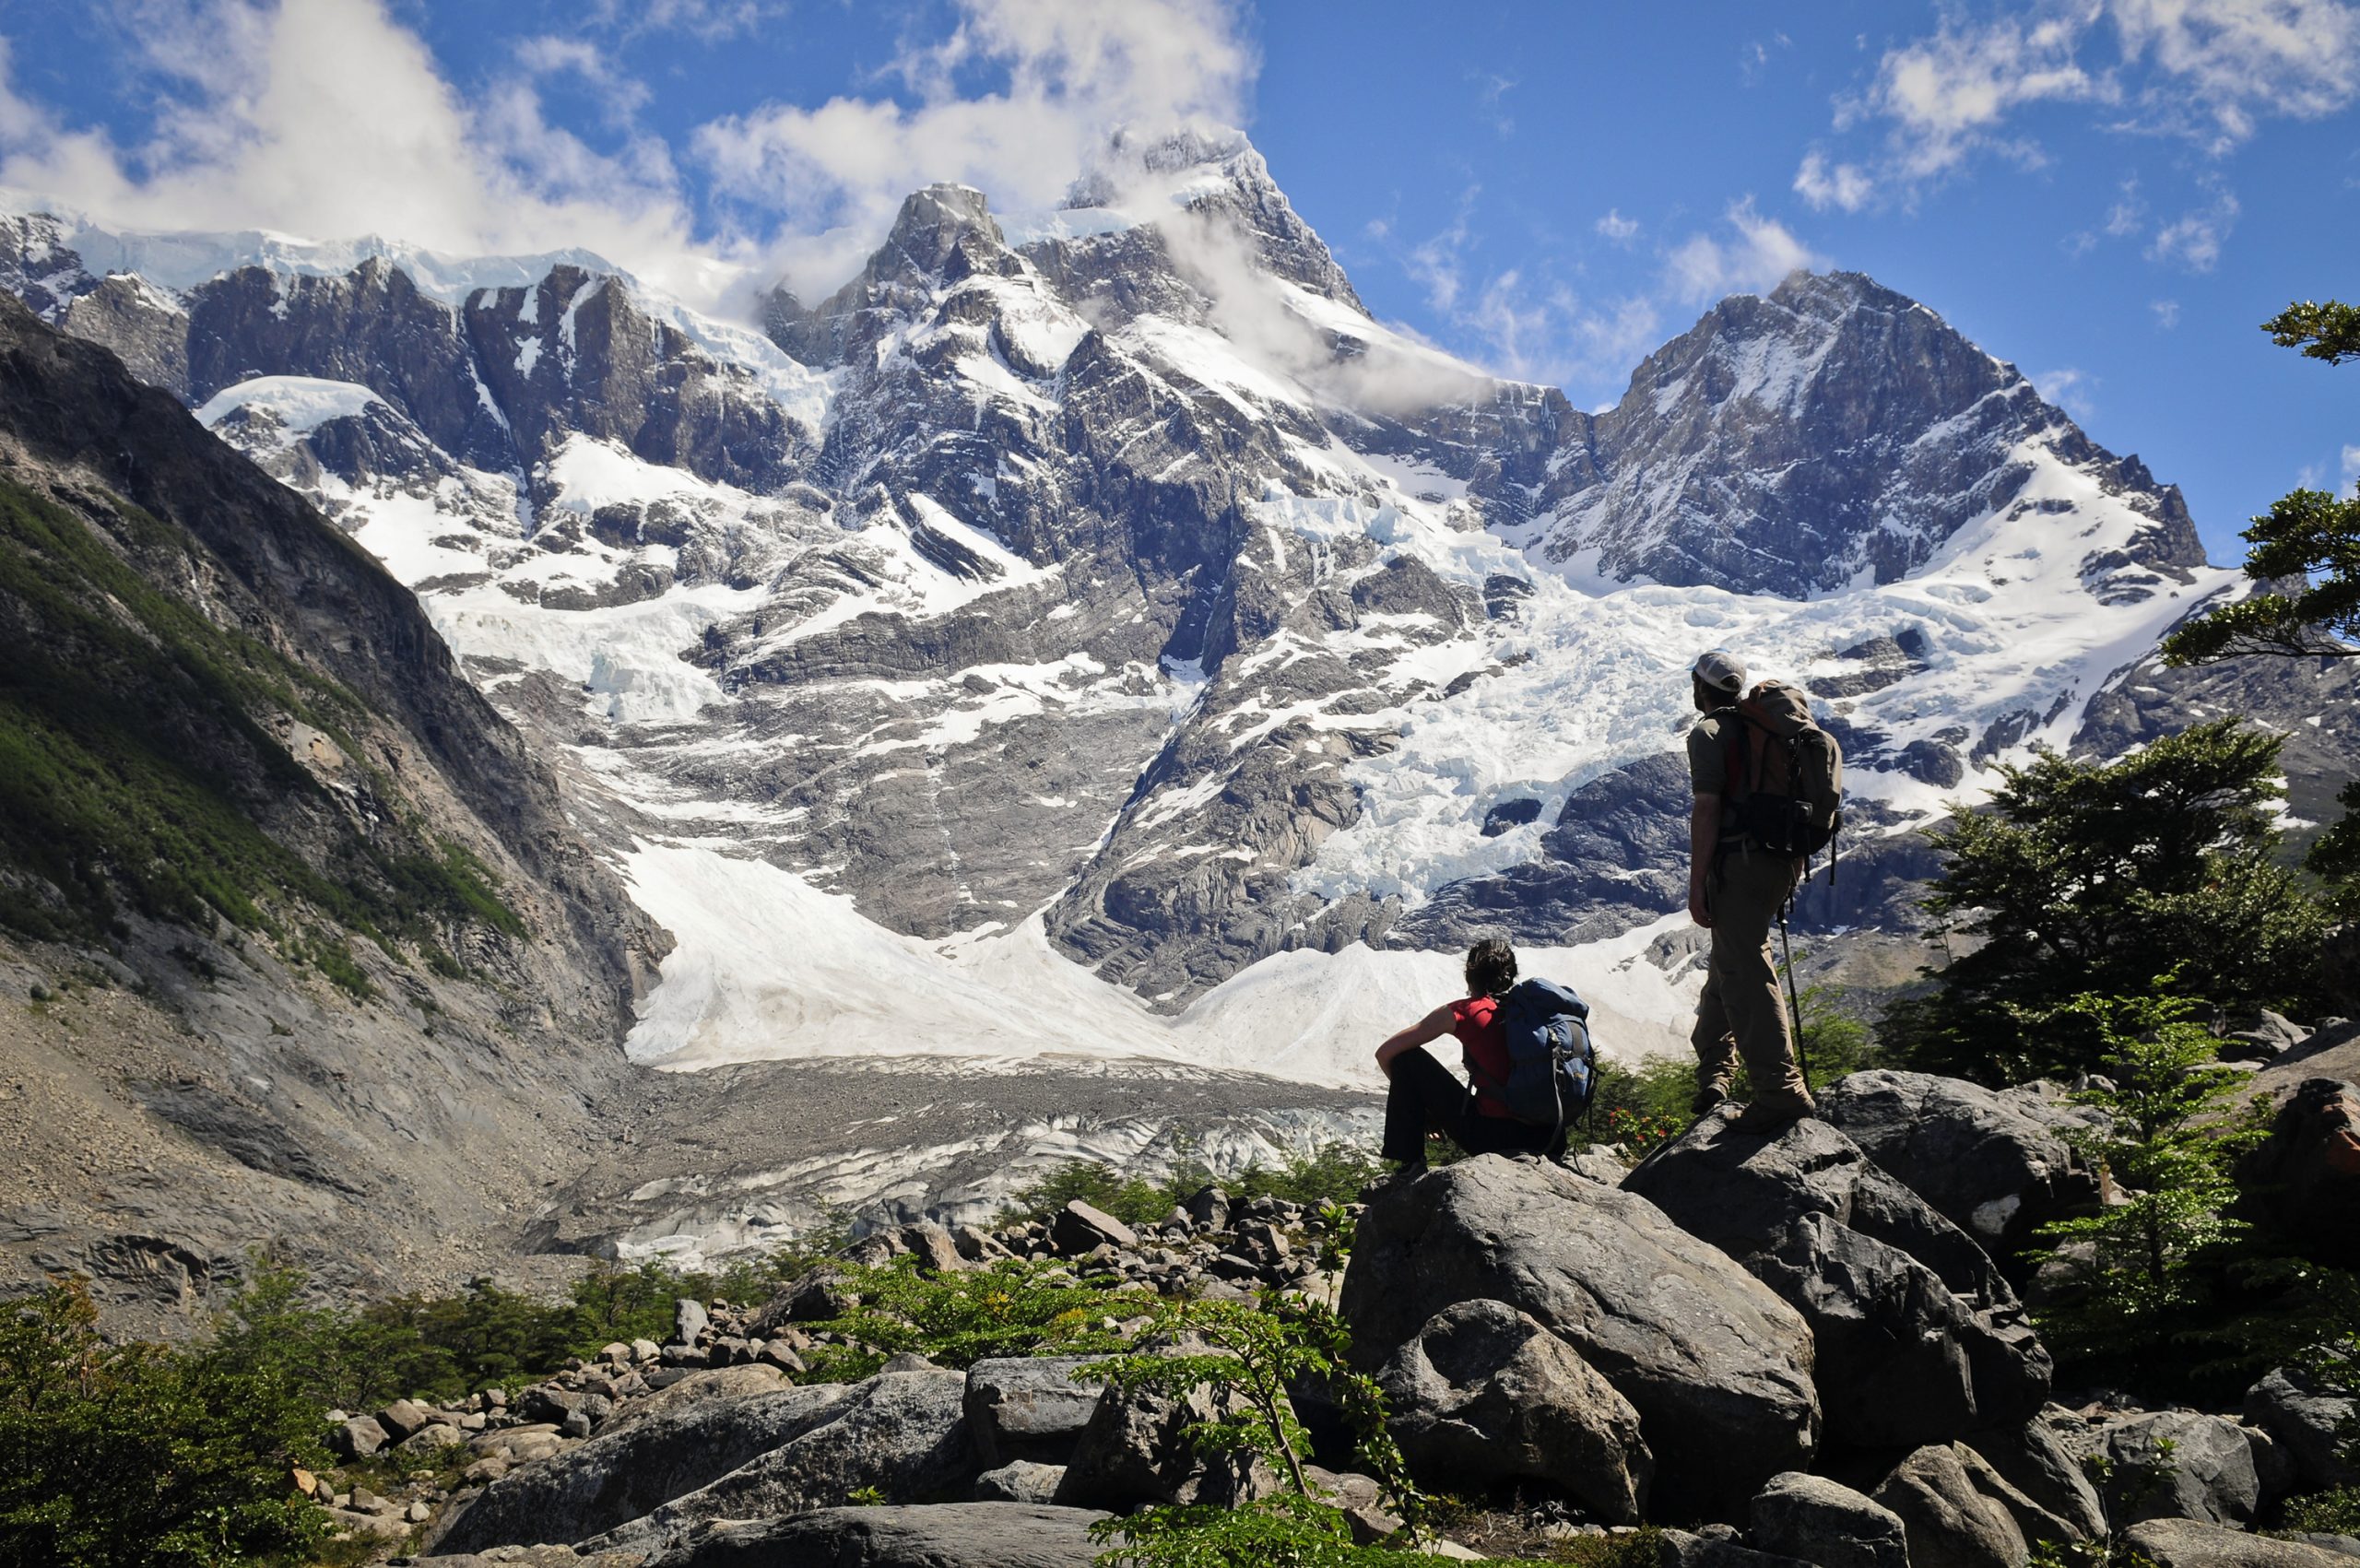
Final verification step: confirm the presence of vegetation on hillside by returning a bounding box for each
[0,477,522,968]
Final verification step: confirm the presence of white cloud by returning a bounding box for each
[2342,443,2360,496]
[2147,181,2239,270]
[0,0,1260,312]
[2152,298,2180,327]
[0,0,714,300]
[1594,208,1639,242]
[1853,11,2106,180]
[2035,366,2099,420]
[1828,0,2359,192]
[1793,150,1872,212]
[2109,0,2360,149]
[694,0,1255,297]
[1666,198,1823,306]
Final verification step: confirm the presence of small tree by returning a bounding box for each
[2030,990,2264,1364]
[1081,1292,1439,1567]
[2161,297,2360,905]
[1882,719,2329,1082]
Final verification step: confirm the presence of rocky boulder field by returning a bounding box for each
[266,1055,2360,1568]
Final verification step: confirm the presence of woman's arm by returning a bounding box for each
[1375,1004,1458,1079]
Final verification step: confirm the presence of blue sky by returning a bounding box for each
[2,0,2354,564]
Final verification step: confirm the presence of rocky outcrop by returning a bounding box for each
[580,1371,974,1556]
[2246,1367,2360,1492]
[1817,1070,2103,1264]
[1378,1298,1652,1523]
[1624,1112,2050,1448]
[0,291,666,1327]
[2236,1079,2360,1267]
[2121,1518,2358,1567]
[2084,1409,2264,1529]
[631,1503,1110,1568]
[1870,1444,2036,1568]
[1341,1155,1818,1520]
[1747,1472,1909,1568]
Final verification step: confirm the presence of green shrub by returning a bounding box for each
[2281,1487,2360,1536]
[797,1256,1156,1382]
[0,1279,329,1568]
[2031,989,2266,1370]
[1000,1144,1386,1232]
[1082,1291,1435,1566]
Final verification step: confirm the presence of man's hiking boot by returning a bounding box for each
[1692,1084,1730,1116]
[1731,1090,1817,1134]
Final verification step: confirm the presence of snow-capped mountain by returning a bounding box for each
[5,131,2346,1096]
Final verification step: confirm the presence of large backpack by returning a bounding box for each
[1474,978,1597,1132]
[1720,680,1844,859]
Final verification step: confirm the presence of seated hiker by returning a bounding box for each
[1373,937,1569,1173]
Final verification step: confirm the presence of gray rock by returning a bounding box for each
[398,1421,468,1456]
[1564,1143,1630,1185]
[2246,1367,2360,1492]
[672,1297,710,1347]
[1965,1414,2106,1541]
[378,1397,436,1441]
[1340,1154,1817,1521]
[1051,1200,1138,1256]
[1870,1444,2031,1568]
[1816,1069,2102,1264]
[2121,1517,2357,1567]
[331,1415,389,1460]
[584,1372,975,1555]
[965,1356,1105,1468]
[1747,1471,1910,1568]
[1377,1299,1651,1523]
[974,1461,1067,1504]
[1652,1528,1821,1568]
[2236,1079,2360,1267]
[428,1382,856,1550]
[1623,1113,2049,1448]
[2095,1410,2262,1528]
[1055,1363,1274,1512]
[632,1502,1110,1568]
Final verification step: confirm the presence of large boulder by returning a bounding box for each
[578,1372,975,1557]
[1340,1154,1818,1521]
[1817,1070,2101,1265]
[1623,1113,2050,1448]
[2245,1368,2360,1492]
[965,1357,1104,1468]
[1654,1530,1820,1568]
[1747,1472,1909,1568]
[2121,1517,2358,1567]
[632,1503,1109,1567]
[1053,1362,1273,1511]
[1870,1444,2032,1568]
[430,1382,857,1551]
[1965,1415,2106,1541]
[2089,1410,2261,1528]
[2236,1079,2360,1267]
[1376,1299,1651,1523]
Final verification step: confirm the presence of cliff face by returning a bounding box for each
[0,294,667,1330]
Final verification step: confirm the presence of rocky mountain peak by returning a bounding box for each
[1529,266,2205,596]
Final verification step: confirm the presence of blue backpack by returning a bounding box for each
[1477,979,1597,1132]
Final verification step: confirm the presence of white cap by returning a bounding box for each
[1691,649,1747,695]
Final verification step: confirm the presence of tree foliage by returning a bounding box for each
[1881,719,2329,1082]
[1082,1292,1438,1567]
[2029,990,2265,1367]
[0,1279,329,1568]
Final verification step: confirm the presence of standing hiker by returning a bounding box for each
[1685,648,1822,1130]
[1373,937,1569,1174]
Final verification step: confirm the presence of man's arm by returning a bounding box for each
[1690,793,1719,928]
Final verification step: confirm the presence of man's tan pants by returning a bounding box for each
[1692,848,1810,1104]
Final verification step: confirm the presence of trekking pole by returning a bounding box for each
[1777,897,1811,1084]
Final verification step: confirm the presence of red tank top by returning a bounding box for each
[1451,996,1514,1119]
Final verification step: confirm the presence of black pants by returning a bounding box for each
[1380,1047,1564,1164]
